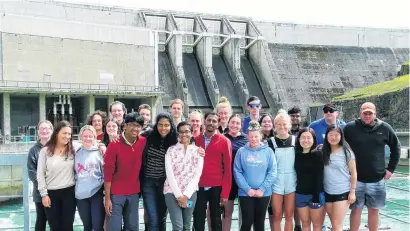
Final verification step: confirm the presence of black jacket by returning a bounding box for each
[344,119,400,183]
[27,141,44,203]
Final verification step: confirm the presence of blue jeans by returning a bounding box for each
[350,179,386,209]
[76,188,105,231]
[142,178,167,231]
[107,194,140,231]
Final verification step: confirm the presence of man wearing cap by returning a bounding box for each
[344,102,400,231]
[308,103,345,144]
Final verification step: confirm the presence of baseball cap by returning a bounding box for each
[323,103,337,111]
[360,102,376,113]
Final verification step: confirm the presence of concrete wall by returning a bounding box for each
[254,22,409,48]
[10,95,39,136]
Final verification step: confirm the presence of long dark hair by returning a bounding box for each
[295,127,317,153]
[322,124,354,165]
[259,113,275,140]
[45,120,75,159]
[148,113,178,149]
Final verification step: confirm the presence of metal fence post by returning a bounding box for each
[22,164,30,231]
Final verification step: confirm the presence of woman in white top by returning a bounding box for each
[164,121,204,231]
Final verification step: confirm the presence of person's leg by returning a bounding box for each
[43,189,62,231]
[364,179,386,231]
[297,207,311,231]
[77,198,92,231]
[60,186,76,231]
[330,201,350,231]
[123,194,140,231]
[284,193,295,231]
[142,179,160,231]
[90,189,106,231]
[350,181,366,231]
[165,193,184,231]
[294,206,302,231]
[107,195,126,231]
[182,192,197,231]
[208,186,223,231]
[222,200,234,231]
[207,206,212,231]
[238,197,254,231]
[193,188,208,231]
[309,207,325,231]
[34,202,48,231]
[268,197,274,231]
[325,203,333,221]
[253,196,270,231]
[272,193,284,231]
[156,180,168,231]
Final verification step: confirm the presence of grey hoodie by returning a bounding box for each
[75,145,104,200]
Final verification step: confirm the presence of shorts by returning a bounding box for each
[325,191,350,203]
[296,192,325,209]
[272,172,296,195]
[350,179,386,209]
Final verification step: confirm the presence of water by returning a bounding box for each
[0,176,408,230]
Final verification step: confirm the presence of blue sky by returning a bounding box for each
[62,0,409,29]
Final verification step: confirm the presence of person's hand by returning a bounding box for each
[348,191,356,204]
[197,148,205,157]
[110,134,120,142]
[385,170,393,180]
[220,197,228,206]
[255,189,264,197]
[247,189,256,197]
[105,197,112,216]
[42,196,51,208]
[99,144,106,156]
[177,196,188,208]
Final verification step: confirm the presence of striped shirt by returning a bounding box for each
[143,140,167,179]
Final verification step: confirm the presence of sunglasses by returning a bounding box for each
[323,108,336,113]
[248,103,260,108]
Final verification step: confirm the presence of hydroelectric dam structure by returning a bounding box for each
[0,0,408,145]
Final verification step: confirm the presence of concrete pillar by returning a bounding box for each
[88,95,95,114]
[2,93,11,144]
[39,94,46,121]
[107,95,115,110]
[151,96,160,121]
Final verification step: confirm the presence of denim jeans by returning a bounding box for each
[165,192,197,231]
[76,188,105,231]
[141,177,167,231]
[107,194,140,231]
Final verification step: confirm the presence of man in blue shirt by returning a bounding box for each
[242,96,262,133]
[309,103,345,144]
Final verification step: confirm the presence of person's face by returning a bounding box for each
[171,103,183,118]
[261,116,273,132]
[139,109,151,126]
[81,129,95,148]
[228,117,241,135]
[299,132,314,150]
[327,130,341,146]
[218,107,231,126]
[91,114,103,131]
[248,130,261,148]
[323,108,338,122]
[360,111,376,125]
[178,125,192,144]
[106,121,118,136]
[38,122,52,140]
[157,118,171,137]
[57,126,72,145]
[124,122,142,138]
[275,118,289,136]
[111,104,124,121]
[247,100,261,116]
[189,114,202,131]
[204,115,218,133]
[290,113,301,126]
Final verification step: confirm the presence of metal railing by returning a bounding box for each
[0,155,408,230]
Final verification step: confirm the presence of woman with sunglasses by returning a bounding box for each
[234,120,277,231]
[164,121,204,231]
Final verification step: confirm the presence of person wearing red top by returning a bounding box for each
[103,112,146,231]
[86,111,108,141]
[193,112,232,231]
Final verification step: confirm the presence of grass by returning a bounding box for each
[332,74,409,102]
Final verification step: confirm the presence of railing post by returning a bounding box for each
[23,164,30,231]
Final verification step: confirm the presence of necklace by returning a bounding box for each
[277,136,289,145]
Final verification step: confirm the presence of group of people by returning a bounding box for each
[26,96,401,231]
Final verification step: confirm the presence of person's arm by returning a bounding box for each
[258,149,277,194]
[36,148,48,196]
[103,143,117,199]
[233,148,252,193]
[221,139,232,199]
[386,125,401,174]
[164,147,183,198]
[27,147,38,184]
[183,147,204,198]
[348,154,357,204]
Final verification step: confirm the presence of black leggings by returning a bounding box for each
[239,196,270,231]
[35,202,48,231]
[44,186,76,231]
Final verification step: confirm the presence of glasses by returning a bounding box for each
[178,130,191,135]
[248,103,260,108]
[323,108,335,114]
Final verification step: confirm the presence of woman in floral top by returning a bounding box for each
[164,121,204,231]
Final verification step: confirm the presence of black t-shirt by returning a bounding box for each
[294,150,324,201]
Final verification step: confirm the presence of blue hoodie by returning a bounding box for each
[75,145,104,200]
[309,118,346,144]
[234,143,277,197]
